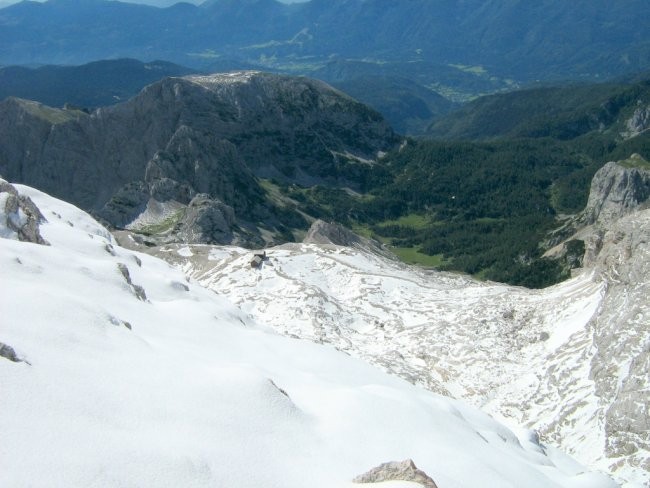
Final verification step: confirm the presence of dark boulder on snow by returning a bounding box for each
[0,178,48,245]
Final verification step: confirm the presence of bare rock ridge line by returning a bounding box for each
[0,71,399,247]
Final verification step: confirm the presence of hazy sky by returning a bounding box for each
[0,0,307,7]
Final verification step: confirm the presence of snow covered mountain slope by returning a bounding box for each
[139,213,649,487]
[0,180,620,488]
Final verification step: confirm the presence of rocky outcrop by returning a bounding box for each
[583,209,650,474]
[0,72,399,246]
[623,104,650,138]
[304,220,368,247]
[303,219,391,257]
[174,194,235,245]
[117,263,147,302]
[0,178,48,245]
[581,156,650,226]
[0,342,23,363]
[353,459,438,488]
[528,158,650,482]
[545,155,650,255]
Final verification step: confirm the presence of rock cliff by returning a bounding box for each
[0,71,398,245]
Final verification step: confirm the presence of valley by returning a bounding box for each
[1,2,649,487]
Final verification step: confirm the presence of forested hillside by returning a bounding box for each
[271,77,650,287]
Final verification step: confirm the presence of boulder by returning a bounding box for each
[353,459,438,488]
[0,178,48,245]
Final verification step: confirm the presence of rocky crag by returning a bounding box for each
[128,158,649,486]
[0,71,398,246]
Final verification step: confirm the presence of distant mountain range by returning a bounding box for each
[429,76,650,141]
[0,58,457,134]
[1,0,647,134]
[1,0,648,84]
[0,59,196,109]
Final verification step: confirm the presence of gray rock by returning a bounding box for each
[117,263,147,301]
[98,181,149,228]
[0,342,21,363]
[353,459,438,488]
[303,219,393,258]
[581,158,650,226]
[624,104,650,138]
[0,178,48,245]
[545,156,650,253]
[174,194,235,245]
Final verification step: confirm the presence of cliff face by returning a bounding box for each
[581,156,650,226]
[0,71,398,245]
[517,156,650,481]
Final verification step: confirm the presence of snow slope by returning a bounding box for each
[145,234,648,486]
[0,184,621,488]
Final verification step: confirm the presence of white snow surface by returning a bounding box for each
[153,238,648,487]
[0,187,621,488]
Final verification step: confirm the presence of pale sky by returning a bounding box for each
[0,0,307,8]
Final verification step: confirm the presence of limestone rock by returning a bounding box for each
[174,194,235,245]
[581,157,650,226]
[623,104,650,138]
[303,219,391,257]
[0,178,48,245]
[545,156,650,255]
[117,263,147,301]
[353,459,438,488]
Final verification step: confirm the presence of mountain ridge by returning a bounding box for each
[0,71,399,246]
[1,0,648,83]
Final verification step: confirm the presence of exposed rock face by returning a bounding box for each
[0,178,48,245]
[545,156,650,252]
[303,219,390,257]
[583,209,650,473]
[0,72,398,245]
[581,157,650,226]
[174,194,235,245]
[624,104,650,138]
[304,219,367,246]
[353,459,438,487]
[117,263,147,302]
